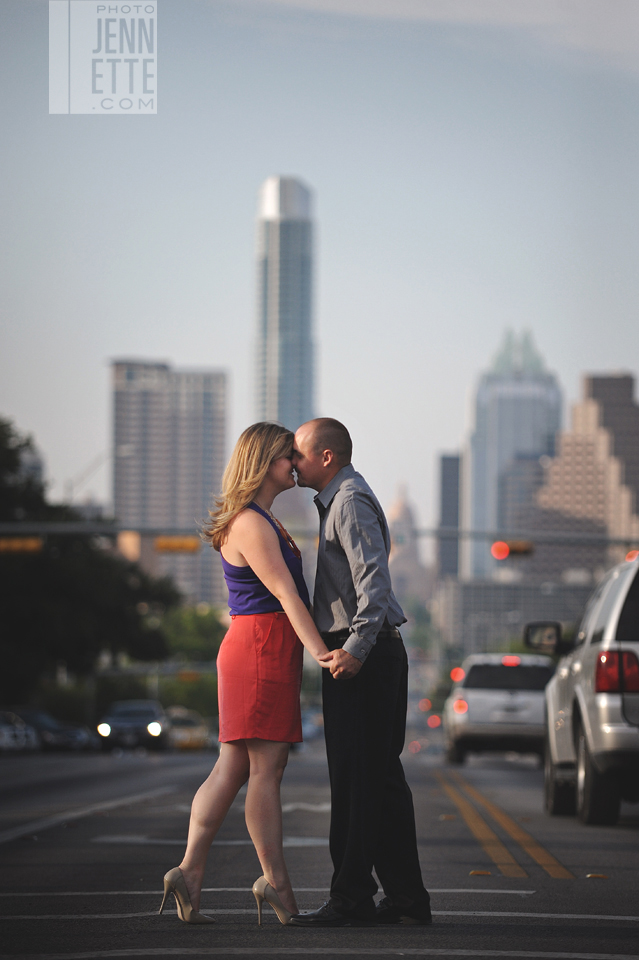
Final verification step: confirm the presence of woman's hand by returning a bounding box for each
[319,648,362,680]
[316,651,334,668]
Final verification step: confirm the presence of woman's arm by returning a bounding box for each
[227,510,331,664]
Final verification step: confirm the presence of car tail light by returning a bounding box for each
[453,699,469,714]
[622,652,639,691]
[595,651,639,693]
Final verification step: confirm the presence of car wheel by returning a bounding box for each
[544,734,575,815]
[576,720,620,825]
[446,742,466,765]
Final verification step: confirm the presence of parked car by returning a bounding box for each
[0,711,38,752]
[443,653,555,764]
[524,556,639,826]
[97,699,169,750]
[166,706,215,750]
[11,708,92,751]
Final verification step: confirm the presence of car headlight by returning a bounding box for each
[97,723,111,737]
[147,722,162,737]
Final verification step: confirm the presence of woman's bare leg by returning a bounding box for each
[178,741,250,911]
[244,739,298,915]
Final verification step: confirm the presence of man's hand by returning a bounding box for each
[318,648,362,680]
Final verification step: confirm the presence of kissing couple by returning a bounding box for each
[159,417,431,927]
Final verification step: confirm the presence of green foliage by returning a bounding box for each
[428,674,453,713]
[162,606,226,661]
[159,674,218,718]
[38,679,97,725]
[95,675,150,717]
[402,597,437,652]
[0,416,181,702]
[506,636,530,655]
[0,418,55,521]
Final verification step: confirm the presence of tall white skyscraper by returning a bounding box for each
[255,176,315,430]
[112,360,227,605]
[462,332,562,579]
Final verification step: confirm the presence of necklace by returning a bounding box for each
[253,502,301,559]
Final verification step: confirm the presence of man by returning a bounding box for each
[289,418,431,927]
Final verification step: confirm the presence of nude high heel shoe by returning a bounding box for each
[159,867,216,924]
[252,876,293,926]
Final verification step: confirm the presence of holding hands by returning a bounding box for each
[318,648,362,680]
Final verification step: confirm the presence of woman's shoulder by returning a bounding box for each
[228,504,276,539]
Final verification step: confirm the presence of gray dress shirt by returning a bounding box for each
[312,463,406,663]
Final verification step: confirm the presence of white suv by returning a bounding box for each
[443,653,555,765]
[524,557,639,825]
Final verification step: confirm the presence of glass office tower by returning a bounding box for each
[463,332,562,579]
[255,176,315,430]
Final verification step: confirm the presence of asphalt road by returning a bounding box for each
[1,736,638,960]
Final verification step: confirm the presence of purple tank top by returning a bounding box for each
[221,502,310,615]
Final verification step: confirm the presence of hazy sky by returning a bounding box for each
[1,0,638,532]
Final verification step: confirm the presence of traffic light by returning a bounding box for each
[0,537,44,553]
[154,536,201,553]
[491,540,534,560]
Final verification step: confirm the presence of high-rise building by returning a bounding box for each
[438,454,460,577]
[462,331,562,579]
[534,373,639,567]
[254,176,314,431]
[112,360,227,605]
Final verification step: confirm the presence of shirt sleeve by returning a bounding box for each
[335,492,393,662]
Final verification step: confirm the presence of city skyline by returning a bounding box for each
[1,0,638,534]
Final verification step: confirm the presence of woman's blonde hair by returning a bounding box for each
[203,422,294,551]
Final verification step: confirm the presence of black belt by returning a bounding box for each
[321,627,402,642]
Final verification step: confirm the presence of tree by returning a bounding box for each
[162,605,226,662]
[0,417,180,702]
[0,417,66,521]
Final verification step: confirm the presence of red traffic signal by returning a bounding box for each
[491,540,534,560]
[491,541,509,560]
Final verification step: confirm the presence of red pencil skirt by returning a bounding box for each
[217,611,304,744]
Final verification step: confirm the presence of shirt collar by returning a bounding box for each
[314,463,356,512]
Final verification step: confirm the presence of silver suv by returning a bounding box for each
[524,557,639,825]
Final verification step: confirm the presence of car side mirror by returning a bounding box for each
[523,621,569,655]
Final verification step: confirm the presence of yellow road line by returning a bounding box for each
[450,772,574,880]
[434,772,528,878]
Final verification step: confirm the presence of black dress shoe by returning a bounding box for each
[289,901,376,927]
[375,896,433,925]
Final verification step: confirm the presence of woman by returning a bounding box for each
[159,422,331,926]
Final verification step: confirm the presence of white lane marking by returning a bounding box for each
[91,835,328,847]
[0,888,536,898]
[430,890,536,896]
[0,911,251,920]
[0,947,638,960]
[2,910,638,922]
[435,912,639,921]
[281,802,331,812]
[0,788,176,845]
[0,889,325,898]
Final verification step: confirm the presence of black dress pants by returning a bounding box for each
[322,634,429,919]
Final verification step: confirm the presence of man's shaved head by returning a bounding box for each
[307,418,352,467]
